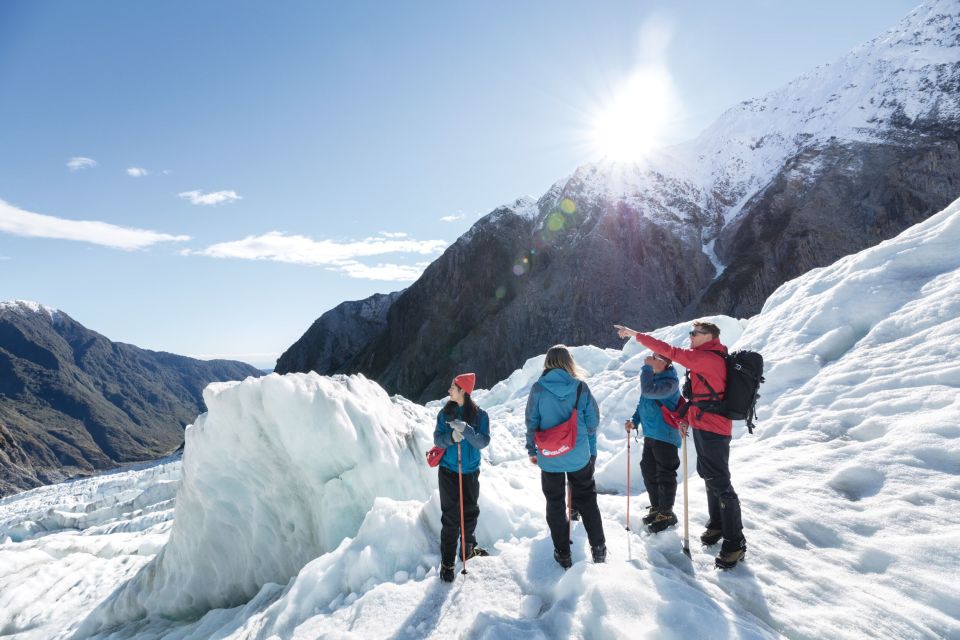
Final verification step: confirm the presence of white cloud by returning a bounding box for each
[379,231,409,238]
[66,157,97,171]
[126,167,148,177]
[440,214,466,223]
[190,231,447,281]
[334,261,432,281]
[0,199,191,250]
[178,189,242,206]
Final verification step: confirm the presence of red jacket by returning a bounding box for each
[634,334,732,436]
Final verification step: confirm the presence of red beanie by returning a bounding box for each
[453,373,476,395]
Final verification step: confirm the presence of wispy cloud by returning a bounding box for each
[190,231,447,281]
[178,189,242,206]
[126,167,148,177]
[440,214,466,223]
[379,231,409,238]
[336,261,432,281]
[67,156,97,171]
[0,199,190,250]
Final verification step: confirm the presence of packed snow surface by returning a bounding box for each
[2,197,959,638]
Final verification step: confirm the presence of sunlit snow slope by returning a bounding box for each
[2,200,959,639]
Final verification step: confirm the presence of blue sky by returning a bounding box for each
[0,0,918,368]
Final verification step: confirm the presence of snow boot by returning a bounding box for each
[700,527,723,546]
[464,544,489,559]
[591,544,607,563]
[554,549,573,569]
[715,541,747,570]
[439,563,456,582]
[647,511,678,534]
[641,506,659,526]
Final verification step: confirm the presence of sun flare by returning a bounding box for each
[591,68,676,163]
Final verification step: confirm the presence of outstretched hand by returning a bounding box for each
[614,324,638,340]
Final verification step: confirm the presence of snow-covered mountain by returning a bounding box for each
[3,194,958,639]
[285,0,960,402]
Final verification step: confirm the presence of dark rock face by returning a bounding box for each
[699,134,960,317]
[0,303,262,496]
[342,196,717,401]
[275,291,401,376]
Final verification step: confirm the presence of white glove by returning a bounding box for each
[449,419,467,443]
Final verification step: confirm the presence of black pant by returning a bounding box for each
[541,462,605,555]
[693,428,745,551]
[640,437,680,512]
[439,466,480,565]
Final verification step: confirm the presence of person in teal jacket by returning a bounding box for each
[625,354,682,533]
[433,373,491,582]
[525,345,606,569]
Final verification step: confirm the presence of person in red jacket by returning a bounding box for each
[615,321,747,569]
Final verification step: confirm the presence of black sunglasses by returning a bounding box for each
[688,330,711,336]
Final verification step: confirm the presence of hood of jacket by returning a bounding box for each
[538,368,582,399]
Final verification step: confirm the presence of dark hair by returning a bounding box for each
[443,391,479,425]
[693,321,720,339]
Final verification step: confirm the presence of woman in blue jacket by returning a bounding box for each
[625,354,682,533]
[525,345,606,568]
[433,372,491,582]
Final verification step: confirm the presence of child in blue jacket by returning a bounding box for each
[625,354,682,533]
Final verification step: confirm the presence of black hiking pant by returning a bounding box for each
[640,437,680,512]
[541,461,605,556]
[439,466,480,566]
[693,428,745,551]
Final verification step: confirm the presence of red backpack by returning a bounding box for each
[534,383,583,458]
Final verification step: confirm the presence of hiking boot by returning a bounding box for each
[439,563,456,582]
[647,511,678,534]
[715,541,747,570]
[641,506,659,526]
[554,549,572,569]
[591,544,607,563]
[464,544,489,559]
[700,527,723,546]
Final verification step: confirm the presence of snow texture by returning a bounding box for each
[3,196,959,639]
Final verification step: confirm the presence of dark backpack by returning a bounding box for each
[682,350,765,433]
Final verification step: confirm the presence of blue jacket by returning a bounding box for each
[630,364,681,448]
[525,368,600,473]
[433,404,490,474]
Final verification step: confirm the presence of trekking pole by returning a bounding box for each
[626,427,632,561]
[626,430,631,531]
[681,425,691,558]
[567,481,573,544]
[458,441,468,575]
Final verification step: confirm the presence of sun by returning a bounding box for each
[591,68,676,163]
